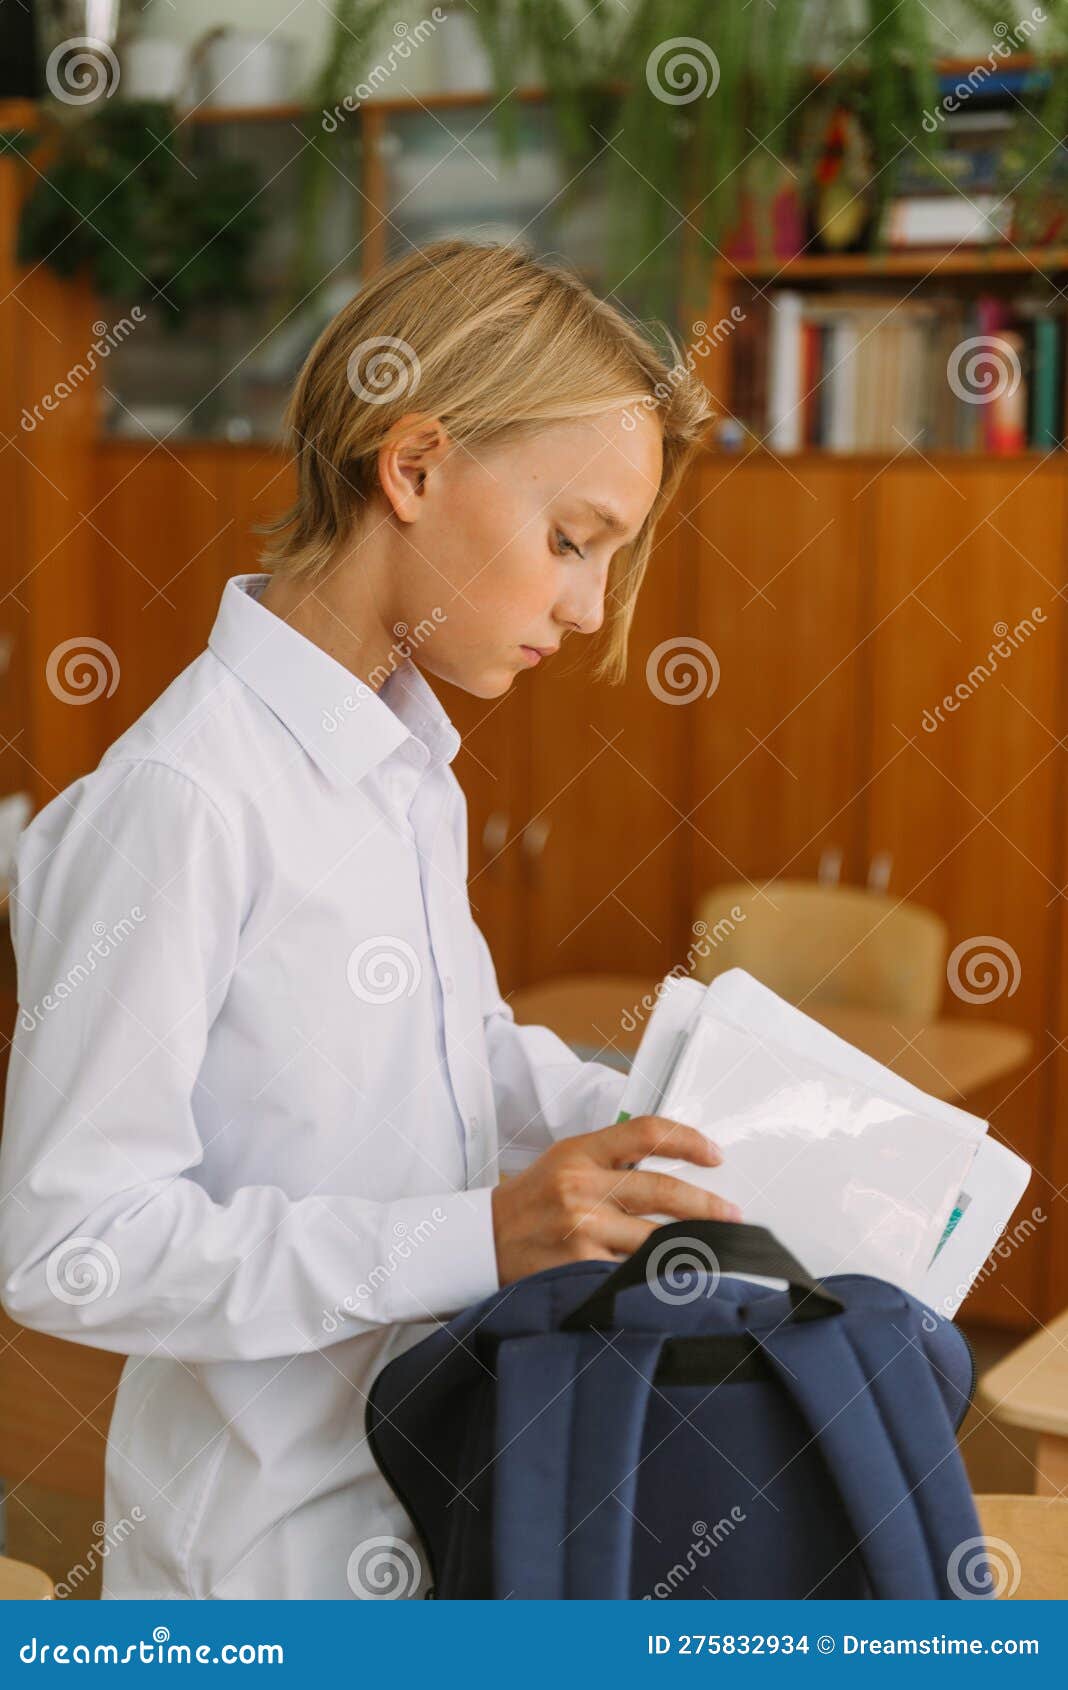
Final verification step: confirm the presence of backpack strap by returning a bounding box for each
[754,1301,988,1599]
[490,1330,664,1599]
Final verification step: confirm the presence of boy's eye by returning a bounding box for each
[554,529,585,560]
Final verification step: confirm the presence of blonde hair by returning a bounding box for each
[262,238,716,682]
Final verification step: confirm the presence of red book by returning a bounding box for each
[802,319,821,447]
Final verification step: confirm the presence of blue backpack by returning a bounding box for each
[365,1221,987,1600]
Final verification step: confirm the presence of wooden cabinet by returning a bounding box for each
[520,477,697,985]
[93,443,296,743]
[1,148,102,809]
[866,465,1066,1326]
[688,456,1067,1327]
[688,458,870,890]
[435,477,698,998]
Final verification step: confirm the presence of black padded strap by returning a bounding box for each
[560,1220,843,1332]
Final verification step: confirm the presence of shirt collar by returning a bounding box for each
[207,573,461,789]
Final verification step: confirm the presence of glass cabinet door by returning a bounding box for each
[378,100,619,292]
[100,114,365,445]
[97,93,685,446]
[378,98,684,332]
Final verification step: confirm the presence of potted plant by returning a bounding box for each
[16,98,266,320]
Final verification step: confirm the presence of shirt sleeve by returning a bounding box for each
[471,922,629,1177]
[0,758,499,1364]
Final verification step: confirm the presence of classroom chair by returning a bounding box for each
[694,880,948,1020]
[973,1494,1068,1599]
[0,1554,53,1599]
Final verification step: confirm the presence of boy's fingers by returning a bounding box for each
[584,1114,722,1170]
[612,1169,743,1224]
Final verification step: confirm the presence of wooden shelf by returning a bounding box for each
[709,447,1068,464]
[0,98,37,133]
[721,248,1068,281]
[0,84,620,134]
[90,433,1068,463]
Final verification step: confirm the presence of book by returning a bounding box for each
[1033,317,1058,446]
[884,193,1014,248]
[766,290,804,452]
[754,287,1066,454]
[616,968,1031,1318]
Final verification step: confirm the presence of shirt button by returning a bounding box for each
[443,975,455,995]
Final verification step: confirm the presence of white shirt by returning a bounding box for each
[0,572,627,1600]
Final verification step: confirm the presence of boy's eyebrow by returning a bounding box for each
[578,498,630,537]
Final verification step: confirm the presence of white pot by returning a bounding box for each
[433,12,495,96]
[197,31,296,109]
[122,37,189,103]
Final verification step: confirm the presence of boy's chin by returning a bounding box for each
[416,653,518,700]
[462,664,520,700]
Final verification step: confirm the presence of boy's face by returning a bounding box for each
[378,407,664,698]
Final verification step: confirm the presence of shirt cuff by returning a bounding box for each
[379,1187,500,1324]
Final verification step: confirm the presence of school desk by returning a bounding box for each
[979,1310,1068,1496]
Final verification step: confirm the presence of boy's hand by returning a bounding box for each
[490,1114,742,1287]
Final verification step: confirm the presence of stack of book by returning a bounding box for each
[733,289,1067,453]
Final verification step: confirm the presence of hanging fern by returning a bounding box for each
[298,0,1068,325]
[292,0,398,302]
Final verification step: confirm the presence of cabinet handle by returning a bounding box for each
[817,846,843,886]
[521,817,552,862]
[867,850,893,893]
[481,810,508,857]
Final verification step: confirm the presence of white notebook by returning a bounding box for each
[621,970,1029,1314]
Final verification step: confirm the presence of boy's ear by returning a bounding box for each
[378,413,451,524]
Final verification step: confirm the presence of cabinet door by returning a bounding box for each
[688,458,869,894]
[516,478,696,987]
[867,463,1065,1328]
[228,447,296,573]
[94,443,228,741]
[94,444,297,743]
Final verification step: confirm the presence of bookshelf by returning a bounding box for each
[698,246,1068,458]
